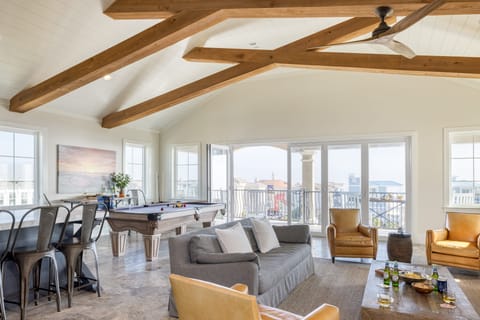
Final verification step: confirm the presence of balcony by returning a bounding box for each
[211,189,406,232]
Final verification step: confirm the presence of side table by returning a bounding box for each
[387,232,412,263]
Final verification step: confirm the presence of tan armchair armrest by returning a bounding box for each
[327,224,336,239]
[305,303,340,320]
[230,283,248,294]
[431,229,448,242]
[359,224,376,238]
[477,234,480,249]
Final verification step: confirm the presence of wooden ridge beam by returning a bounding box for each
[9,10,225,113]
[105,0,480,19]
[102,17,380,128]
[186,48,480,79]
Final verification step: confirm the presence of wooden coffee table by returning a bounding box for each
[361,261,479,320]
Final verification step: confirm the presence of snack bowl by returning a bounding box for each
[399,271,425,284]
[412,282,434,294]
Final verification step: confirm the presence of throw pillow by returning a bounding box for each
[189,234,222,263]
[251,218,280,253]
[215,223,253,253]
[243,226,259,252]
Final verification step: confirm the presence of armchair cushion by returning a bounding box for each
[330,209,360,233]
[335,232,374,247]
[431,241,479,258]
[447,212,480,242]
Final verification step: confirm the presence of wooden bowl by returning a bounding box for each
[412,282,434,294]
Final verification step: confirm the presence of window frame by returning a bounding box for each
[172,143,201,200]
[444,127,480,209]
[123,140,149,196]
[0,125,41,209]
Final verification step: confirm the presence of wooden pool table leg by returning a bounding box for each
[143,234,162,261]
[110,230,128,257]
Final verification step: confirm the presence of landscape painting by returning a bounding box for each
[57,145,116,194]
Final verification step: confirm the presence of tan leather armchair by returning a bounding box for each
[327,208,378,263]
[426,212,480,271]
[169,273,339,320]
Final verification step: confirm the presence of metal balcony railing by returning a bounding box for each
[210,189,406,232]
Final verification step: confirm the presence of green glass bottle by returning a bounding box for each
[383,261,390,286]
[392,261,399,287]
[432,265,439,291]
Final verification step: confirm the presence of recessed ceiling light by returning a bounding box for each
[103,74,112,81]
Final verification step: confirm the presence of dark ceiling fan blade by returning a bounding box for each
[380,0,446,37]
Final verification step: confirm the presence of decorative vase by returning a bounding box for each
[119,189,125,198]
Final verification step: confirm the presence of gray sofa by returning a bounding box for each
[168,218,314,317]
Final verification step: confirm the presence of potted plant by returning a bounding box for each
[110,172,131,197]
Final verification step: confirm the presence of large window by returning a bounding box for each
[0,128,39,207]
[173,145,199,199]
[447,130,480,207]
[124,142,146,191]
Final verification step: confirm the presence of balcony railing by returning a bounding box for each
[210,189,406,232]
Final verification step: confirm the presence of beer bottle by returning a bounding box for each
[432,265,439,291]
[383,261,390,286]
[392,261,399,287]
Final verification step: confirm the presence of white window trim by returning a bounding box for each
[123,139,150,198]
[171,143,201,200]
[0,124,44,209]
[444,127,480,210]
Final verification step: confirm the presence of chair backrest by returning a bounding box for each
[169,274,261,320]
[329,208,360,233]
[128,189,146,206]
[12,205,70,253]
[446,212,480,242]
[0,210,15,261]
[70,203,108,244]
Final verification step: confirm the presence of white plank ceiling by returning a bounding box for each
[0,0,479,131]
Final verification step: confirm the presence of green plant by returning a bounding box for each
[110,172,131,191]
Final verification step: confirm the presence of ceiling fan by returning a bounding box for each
[307,0,445,59]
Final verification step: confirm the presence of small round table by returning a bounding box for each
[387,232,412,263]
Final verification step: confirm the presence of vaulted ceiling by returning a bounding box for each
[2,0,480,131]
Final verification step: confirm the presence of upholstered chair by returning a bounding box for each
[169,273,339,320]
[327,208,378,263]
[426,212,480,271]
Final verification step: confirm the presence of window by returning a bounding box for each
[447,130,480,207]
[0,128,38,207]
[173,145,199,199]
[124,142,146,191]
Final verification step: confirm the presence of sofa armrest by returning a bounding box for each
[174,261,260,295]
[305,303,340,320]
[273,224,311,244]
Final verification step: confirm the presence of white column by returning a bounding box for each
[302,151,315,224]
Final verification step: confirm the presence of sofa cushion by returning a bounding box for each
[196,252,258,264]
[189,234,222,263]
[335,232,373,247]
[215,222,253,253]
[243,226,260,252]
[432,240,479,258]
[252,219,280,253]
[257,243,311,294]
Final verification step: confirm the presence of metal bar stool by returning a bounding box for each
[0,209,16,320]
[10,205,70,320]
[57,203,108,307]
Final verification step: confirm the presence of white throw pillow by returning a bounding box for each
[215,223,253,253]
[251,219,280,253]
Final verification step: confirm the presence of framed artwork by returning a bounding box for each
[57,145,116,194]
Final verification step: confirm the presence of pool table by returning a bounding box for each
[107,202,225,261]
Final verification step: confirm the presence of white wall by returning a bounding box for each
[0,100,160,203]
[159,69,480,244]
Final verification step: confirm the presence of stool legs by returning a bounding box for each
[0,269,7,320]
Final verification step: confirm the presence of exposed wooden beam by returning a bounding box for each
[102,63,275,128]
[105,0,480,19]
[186,48,480,79]
[102,17,380,128]
[9,10,225,113]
